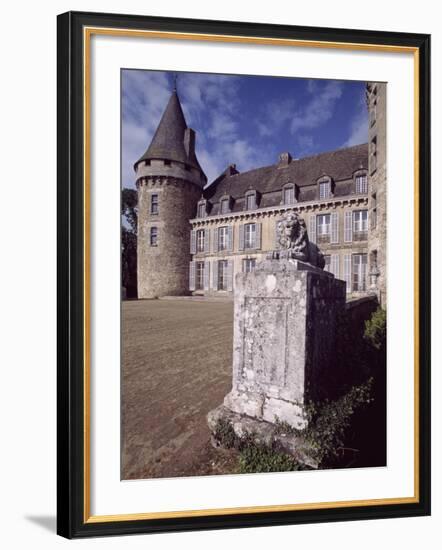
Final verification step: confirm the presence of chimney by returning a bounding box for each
[184,128,195,159]
[278,152,292,167]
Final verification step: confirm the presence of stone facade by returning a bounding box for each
[136,92,206,299]
[366,83,387,307]
[136,84,386,303]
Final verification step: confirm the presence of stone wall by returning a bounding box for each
[137,176,201,298]
[367,82,387,307]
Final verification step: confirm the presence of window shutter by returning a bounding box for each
[331,254,340,278]
[255,223,262,249]
[189,261,196,291]
[190,230,196,254]
[344,254,351,293]
[227,260,234,291]
[309,214,316,244]
[239,224,245,251]
[228,226,233,252]
[204,228,210,253]
[331,212,339,243]
[344,211,353,242]
[212,260,218,290]
[213,227,219,253]
[204,261,210,290]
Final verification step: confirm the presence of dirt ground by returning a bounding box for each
[121,299,237,480]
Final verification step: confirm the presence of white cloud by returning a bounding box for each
[290,81,343,133]
[342,107,368,147]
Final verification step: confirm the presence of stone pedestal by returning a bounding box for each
[208,259,346,466]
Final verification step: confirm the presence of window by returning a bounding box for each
[197,203,206,218]
[323,255,331,272]
[283,185,295,205]
[370,99,377,127]
[355,174,368,194]
[371,193,377,229]
[245,193,256,210]
[220,198,230,214]
[164,159,171,166]
[353,210,368,233]
[196,229,205,253]
[244,223,256,249]
[317,214,331,236]
[150,193,159,215]
[150,227,158,246]
[218,226,228,251]
[243,258,256,273]
[370,137,377,172]
[352,254,367,291]
[319,180,331,199]
[218,260,228,290]
[196,261,205,290]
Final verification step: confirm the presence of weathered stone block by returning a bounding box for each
[215,259,346,433]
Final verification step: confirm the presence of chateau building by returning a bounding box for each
[135,83,386,304]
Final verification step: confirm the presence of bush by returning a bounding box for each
[238,442,302,474]
[302,378,374,465]
[364,307,387,351]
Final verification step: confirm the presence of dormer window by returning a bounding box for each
[318,177,332,200]
[355,172,368,194]
[245,190,258,210]
[220,195,232,214]
[197,201,207,218]
[282,184,296,205]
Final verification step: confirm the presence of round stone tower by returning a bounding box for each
[135,90,207,298]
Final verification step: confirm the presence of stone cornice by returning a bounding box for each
[190,195,369,226]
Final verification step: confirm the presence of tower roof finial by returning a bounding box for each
[173,73,178,94]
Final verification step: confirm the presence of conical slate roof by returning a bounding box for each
[135,91,204,174]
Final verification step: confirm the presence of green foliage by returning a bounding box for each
[121,188,138,296]
[238,442,302,474]
[213,418,237,449]
[302,378,374,464]
[364,307,387,351]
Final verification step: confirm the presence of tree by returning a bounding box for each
[121,188,138,298]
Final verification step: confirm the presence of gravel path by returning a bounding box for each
[121,299,235,479]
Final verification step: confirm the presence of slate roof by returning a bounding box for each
[135,91,204,174]
[204,144,368,208]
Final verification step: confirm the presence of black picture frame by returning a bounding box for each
[57,10,431,539]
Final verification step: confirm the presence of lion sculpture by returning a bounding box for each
[272,211,325,269]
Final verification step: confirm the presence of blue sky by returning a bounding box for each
[122,70,368,188]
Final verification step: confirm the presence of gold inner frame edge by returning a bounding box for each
[82,26,420,524]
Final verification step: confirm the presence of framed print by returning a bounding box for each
[57,11,431,538]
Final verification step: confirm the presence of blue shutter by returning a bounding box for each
[190,229,196,254]
[309,214,316,244]
[227,260,234,291]
[212,260,218,290]
[255,223,262,249]
[344,211,353,242]
[213,227,219,253]
[238,224,245,251]
[204,261,210,290]
[344,254,351,293]
[204,228,210,253]
[331,212,339,243]
[228,225,233,252]
[189,261,196,291]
